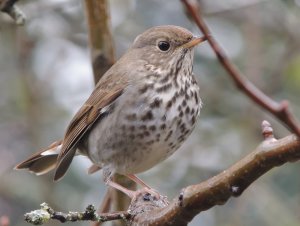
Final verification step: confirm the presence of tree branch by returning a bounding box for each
[84,0,115,83]
[0,0,25,25]
[181,0,300,137]
[24,203,130,225]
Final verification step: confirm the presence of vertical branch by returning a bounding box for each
[84,0,115,83]
[83,1,136,226]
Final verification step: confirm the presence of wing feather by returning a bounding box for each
[54,80,126,181]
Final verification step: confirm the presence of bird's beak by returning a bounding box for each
[181,36,206,49]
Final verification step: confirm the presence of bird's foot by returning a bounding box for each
[129,187,169,215]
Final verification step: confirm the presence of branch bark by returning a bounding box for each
[181,0,300,138]
[24,203,130,225]
[84,0,115,83]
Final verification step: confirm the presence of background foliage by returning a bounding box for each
[0,0,300,225]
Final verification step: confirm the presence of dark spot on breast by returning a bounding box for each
[185,93,190,100]
[129,134,135,140]
[144,131,150,136]
[129,125,135,132]
[164,130,173,141]
[166,100,173,109]
[146,72,160,79]
[139,125,147,130]
[182,100,187,107]
[125,113,137,121]
[146,140,155,145]
[194,93,199,104]
[139,83,154,94]
[141,110,154,121]
[177,119,182,126]
[137,133,144,139]
[162,115,167,121]
[185,107,190,114]
[159,74,170,84]
[171,144,177,149]
[150,98,162,108]
[179,110,184,118]
[160,124,166,130]
[180,123,186,133]
[190,108,195,115]
[179,88,185,96]
[184,130,190,136]
[178,134,185,143]
[149,125,156,131]
[191,115,196,125]
[156,83,172,93]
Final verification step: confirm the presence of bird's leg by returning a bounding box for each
[103,169,136,198]
[105,179,135,199]
[126,174,151,189]
[126,174,161,200]
[103,170,161,199]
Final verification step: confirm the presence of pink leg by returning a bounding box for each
[126,174,151,189]
[106,179,135,198]
[106,175,161,200]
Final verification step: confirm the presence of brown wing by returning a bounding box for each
[54,79,126,181]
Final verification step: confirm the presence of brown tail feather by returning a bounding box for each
[15,140,62,175]
[53,148,76,181]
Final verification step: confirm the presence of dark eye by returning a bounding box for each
[158,41,170,51]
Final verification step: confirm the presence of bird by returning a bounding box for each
[15,25,205,197]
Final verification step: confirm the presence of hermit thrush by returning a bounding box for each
[15,25,205,196]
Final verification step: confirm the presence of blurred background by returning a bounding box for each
[1,0,300,225]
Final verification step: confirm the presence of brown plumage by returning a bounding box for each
[15,25,205,196]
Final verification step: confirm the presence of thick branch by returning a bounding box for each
[0,0,25,25]
[181,0,300,137]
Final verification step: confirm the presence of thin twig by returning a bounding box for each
[91,188,113,226]
[24,203,130,225]
[181,0,300,137]
[0,0,25,25]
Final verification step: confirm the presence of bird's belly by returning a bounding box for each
[86,84,201,175]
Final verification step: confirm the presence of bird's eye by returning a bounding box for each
[158,41,170,51]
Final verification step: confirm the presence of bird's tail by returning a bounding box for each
[15,140,62,176]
